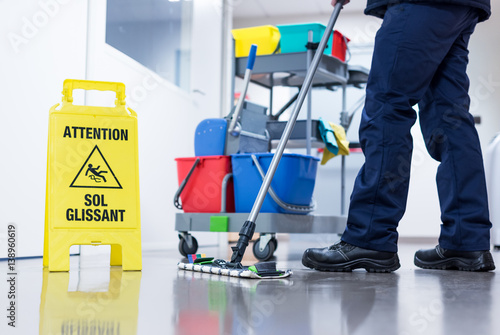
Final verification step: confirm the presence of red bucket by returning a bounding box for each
[331,30,350,62]
[175,155,235,213]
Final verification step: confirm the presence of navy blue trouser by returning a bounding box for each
[341,3,492,253]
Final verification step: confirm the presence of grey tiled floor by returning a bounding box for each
[1,236,499,334]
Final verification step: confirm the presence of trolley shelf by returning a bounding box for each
[235,51,348,88]
[175,212,347,235]
[347,65,370,87]
[235,52,369,89]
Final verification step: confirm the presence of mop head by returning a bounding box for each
[178,256,292,279]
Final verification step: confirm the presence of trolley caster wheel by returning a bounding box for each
[253,238,276,261]
[270,237,278,251]
[178,235,198,257]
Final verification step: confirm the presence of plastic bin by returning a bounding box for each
[232,25,281,57]
[332,30,350,62]
[231,153,319,214]
[175,156,235,213]
[277,23,333,55]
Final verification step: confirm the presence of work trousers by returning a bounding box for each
[342,2,492,252]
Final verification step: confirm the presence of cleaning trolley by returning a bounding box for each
[175,1,368,278]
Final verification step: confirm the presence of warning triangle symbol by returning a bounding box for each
[70,145,122,189]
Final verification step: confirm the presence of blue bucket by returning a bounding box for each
[231,153,319,214]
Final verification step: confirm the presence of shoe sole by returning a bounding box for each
[302,254,400,273]
[414,252,496,272]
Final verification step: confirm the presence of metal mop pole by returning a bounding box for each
[230,0,346,264]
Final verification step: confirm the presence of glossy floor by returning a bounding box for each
[1,236,499,335]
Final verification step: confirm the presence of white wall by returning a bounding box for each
[470,9,500,243]
[233,7,500,238]
[0,0,225,257]
[85,0,224,251]
[0,0,88,257]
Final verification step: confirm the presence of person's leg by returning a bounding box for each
[342,3,480,253]
[418,18,492,252]
[303,3,488,271]
[414,10,495,271]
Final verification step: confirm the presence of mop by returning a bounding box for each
[178,0,346,279]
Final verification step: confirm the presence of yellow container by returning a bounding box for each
[232,25,281,57]
[44,79,142,272]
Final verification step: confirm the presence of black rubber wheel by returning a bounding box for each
[270,237,278,251]
[252,238,276,261]
[178,236,198,256]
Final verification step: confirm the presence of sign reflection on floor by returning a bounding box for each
[39,267,141,335]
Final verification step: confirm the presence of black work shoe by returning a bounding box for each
[414,245,495,272]
[302,241,400,273]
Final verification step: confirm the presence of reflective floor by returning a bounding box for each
[1,236,500,335]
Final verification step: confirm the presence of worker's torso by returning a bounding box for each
[365,0,491,22]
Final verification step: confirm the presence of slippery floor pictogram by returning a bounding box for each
[70,145,122,189]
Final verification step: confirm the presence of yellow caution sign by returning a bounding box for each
[44,79,142,271]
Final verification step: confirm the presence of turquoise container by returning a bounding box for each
[277,23,333,55]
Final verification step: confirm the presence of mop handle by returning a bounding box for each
[228,44,258,135]
[247,1,345,223]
